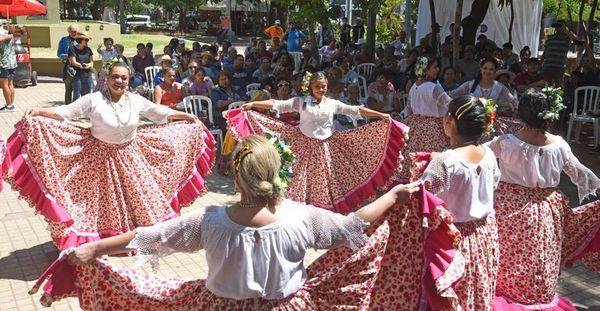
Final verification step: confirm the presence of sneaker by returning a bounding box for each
[0,105,15,112]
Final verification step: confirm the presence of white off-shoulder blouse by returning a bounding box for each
[420,147,501,223]
[126,199,370,300]
[53,92,173,144]
[404,81,452,117]
[487,134,600,203]
[273,96,362,140]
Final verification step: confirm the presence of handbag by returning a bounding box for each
[63,64,76,85]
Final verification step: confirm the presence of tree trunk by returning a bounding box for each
[179,6,187,34]
[579,0,587,33]
[428,0,438,51]
[508,2,514,43]
[461,0,491,47]
[453,0,463,67]
[90,0,104,20]
[589,0,599,43]
[367,0,378,56]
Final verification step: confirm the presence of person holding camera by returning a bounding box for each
[540,20,577,87]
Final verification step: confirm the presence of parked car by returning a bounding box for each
[126,15,152,29]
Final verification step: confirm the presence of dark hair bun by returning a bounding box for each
[518,89,550,130]
[448,95,488,139]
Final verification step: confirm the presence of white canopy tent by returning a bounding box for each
[416,0,543,56]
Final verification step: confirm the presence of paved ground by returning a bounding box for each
[0,77,599,310]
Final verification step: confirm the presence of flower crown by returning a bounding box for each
[234,133,296,196]
[301,71,312,96]
[266,133,296,195]
[538,86,565,121]
[415,57,429,79]
[454,97,497,136]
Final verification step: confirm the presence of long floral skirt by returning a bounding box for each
[4,116,216,249]
[31,188,467,310]
[400,115,449,178]
[225,109,408,214]
[454,215,499,311]
[492,182,600,310]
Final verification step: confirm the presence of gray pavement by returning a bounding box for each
[0,77,599,310]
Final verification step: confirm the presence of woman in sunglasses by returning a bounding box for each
[68,31,94,101]
[230,71,407,214]
[12,62,215,251]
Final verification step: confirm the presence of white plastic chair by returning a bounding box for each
[357,76,368,104]
[144,66,162,90]
[567,86,600,148]
[356,62,376,80]
[228,101,245,110]
[397,93,408,112]
[289,51,303,72]
[184,95,224,149]
[246,83,261,97]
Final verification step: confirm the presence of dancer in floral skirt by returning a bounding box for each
[420,95,501,311]
[400,57,452,177]
[0,135,8,192]
[30,135,466,310]
[487,88,600,311]
[4,62,216,249]
[449,57,522,135]
[227,71,407,214]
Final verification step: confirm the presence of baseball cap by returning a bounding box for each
[275,20,281,25]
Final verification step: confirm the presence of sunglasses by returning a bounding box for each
[277,82,290,87]
[189,66,197,69]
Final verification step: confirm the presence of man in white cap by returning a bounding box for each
[264,19,284,47]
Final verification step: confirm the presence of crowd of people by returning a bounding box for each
[0,16,598,311]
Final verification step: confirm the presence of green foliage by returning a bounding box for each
[543,0,600,22]
[375,0,404,44]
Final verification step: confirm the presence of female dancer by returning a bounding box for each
[420,95,501,310]
[230,71,406,213]
[449,57,521,134]
[32,135,464,310]
[400,57,452,177]
[0,135,7,191]
[487,89,600,310]
[5,62,216,249]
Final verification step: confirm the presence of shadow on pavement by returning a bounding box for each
[0,241,58,281]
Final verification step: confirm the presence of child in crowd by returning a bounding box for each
[420,95,500,311]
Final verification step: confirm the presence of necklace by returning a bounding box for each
[236,200,269,209]
[106,90,134,138]
[451,140,479,148]
[522,125,545,132]
[479,85,492,98]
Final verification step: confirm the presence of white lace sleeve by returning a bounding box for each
[334,99,362,117]
[562,146,600,203]
[126,210,205,270]
[448,81,472,98]
[432,83,452,108]
[136,94,173,124]
[52,93,93,120]
[273,97,302,114]
[498,85,519,110]
[420,153,450,196]
[484,135,508,158]
[306,206,370,250]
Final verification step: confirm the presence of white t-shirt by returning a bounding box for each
[487,134,600,203]
[404,81,452,117]
[273,96,362,140]
[126,199,369,300]
[421,147,500,223]
[53,92,173,144]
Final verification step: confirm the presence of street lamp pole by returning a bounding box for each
[119,0,126,34]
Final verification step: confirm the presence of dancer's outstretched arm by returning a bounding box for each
[355,181,420,223]
[25,107,65,121]
[241,99,274,110]
[358,106,390,119]
[67,231,137,265]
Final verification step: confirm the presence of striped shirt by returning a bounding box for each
[542,34,571,69]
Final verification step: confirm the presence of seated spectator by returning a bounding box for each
[375,45,399,72]
[200,51,218,81]
[154,67,184,109]
[319,39,337,68]
[253,56,274,83]
[131,43,155,87]
[114,44,131,70]
[222,46,237,66]
[456,46,479,82]
[211,70,248,132]
[181,60,198,85]
[219,40,232,63]
[245,37,258,56]
[578,37,600,87]
[192,41,201,53]
[273,50,294,74]
[269,36,283,59]
[273,76,300,126]
[153,55,176,87]
[244,54,257,78]
[291,72,303,96]
[439,43,452,70]
[341,83,362,106]
[439,66,460,92]
[509,46,531,74]
[338,54,359,86]
[353,44,372,66]
[185,67,213,97]
[299,46,320,73]
[513,58,546,94]
[255,39,273,61]
[367,69,400,113]
[259,76,276,94]
[501,42,519,69]
[390,31,408,59]
[226,54,250,92]
[145,42,154,61]
[326,66,345,99]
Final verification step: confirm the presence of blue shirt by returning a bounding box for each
[284,29,305,52]
[57,36,76,61]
